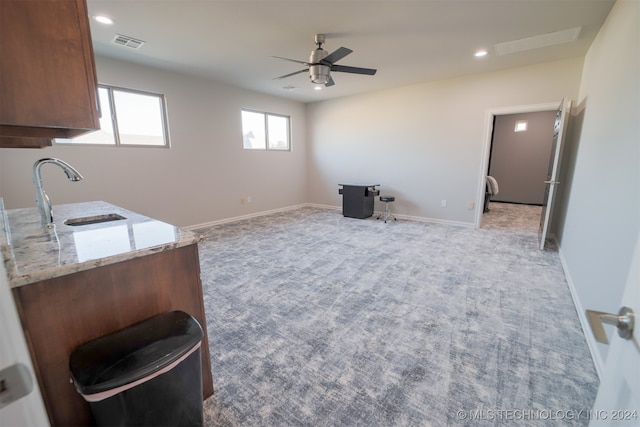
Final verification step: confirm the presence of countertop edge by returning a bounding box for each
[5,235,201,289]
[2,201,203,289]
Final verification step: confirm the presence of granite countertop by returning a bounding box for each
[1,199,200,288]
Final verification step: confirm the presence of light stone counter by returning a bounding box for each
[1,200,200,288]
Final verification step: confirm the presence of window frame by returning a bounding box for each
[55,84,171,148]
[241,108,291,151]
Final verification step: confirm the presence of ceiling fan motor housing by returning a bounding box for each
[309,48,329,84]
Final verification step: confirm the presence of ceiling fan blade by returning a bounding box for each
[325,75,335,87]
[272,56,309,66]
[331,64,377,75]
[274,69,308,80]
[322,47,352,64]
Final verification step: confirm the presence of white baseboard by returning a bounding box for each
[186,203,474,231]
[183,203,307,231]
[558,246,604,378]
[397,213,473,228]
[305,203,341,211]
[307,203,473,227]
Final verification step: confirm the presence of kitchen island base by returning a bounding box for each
[12,244,214,427]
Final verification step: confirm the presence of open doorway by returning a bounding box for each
[489,111,557,204]
[483,110,556,231]
[475,102,558,231]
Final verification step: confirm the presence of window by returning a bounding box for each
[242,109,290,150]
[57,85,169,147]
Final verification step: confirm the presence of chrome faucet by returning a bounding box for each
[33,158,83,228]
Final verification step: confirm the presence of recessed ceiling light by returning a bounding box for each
[515,120,528,132]
[93,15,114,25]
[474,50,488,57]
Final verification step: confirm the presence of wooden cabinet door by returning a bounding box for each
[0,0,100,147]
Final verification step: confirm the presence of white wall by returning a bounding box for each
[0,56,308,227]
[556,0,639,366]
[306,57,584,224]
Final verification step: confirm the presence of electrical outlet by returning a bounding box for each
[246,196,252,203]
[441,200,447,208]
[468,202,475,210]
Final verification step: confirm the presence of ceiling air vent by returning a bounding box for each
[111,34,145,49]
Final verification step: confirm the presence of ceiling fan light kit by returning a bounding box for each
[274,34,377,88]
[310,65,330,85]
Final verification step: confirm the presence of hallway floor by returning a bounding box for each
[482,202,542,232]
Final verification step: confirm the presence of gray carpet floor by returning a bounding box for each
[195,203,598,426]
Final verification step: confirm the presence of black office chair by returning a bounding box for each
[376,195,397,223]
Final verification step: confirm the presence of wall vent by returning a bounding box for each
[495,27,581,56]
[111,34,145,49]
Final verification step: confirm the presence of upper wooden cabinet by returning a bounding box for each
[0,0,100,148]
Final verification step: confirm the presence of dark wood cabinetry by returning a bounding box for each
[12,245,214,426]
[0,0,100,148]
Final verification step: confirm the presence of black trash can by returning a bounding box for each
[69,311,204,426]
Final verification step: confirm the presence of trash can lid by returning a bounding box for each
[69,311,203,395]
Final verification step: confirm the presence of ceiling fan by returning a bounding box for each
[273,34,377,87]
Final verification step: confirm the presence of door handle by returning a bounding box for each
[586,307,635,344]
[0,363,34,409]
[544,180,560,185]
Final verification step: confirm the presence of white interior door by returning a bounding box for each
[589,230,640,426]
[538,98,571,250]
[0,263,50,426]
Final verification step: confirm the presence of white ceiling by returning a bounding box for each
[87,0,615,103]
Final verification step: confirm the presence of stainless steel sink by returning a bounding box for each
[64,213,127,226]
